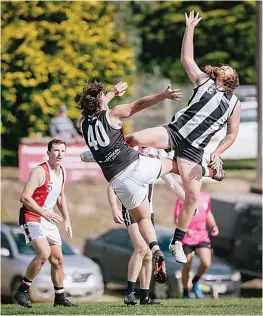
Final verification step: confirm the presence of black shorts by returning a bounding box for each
[122,207,155,227]
[163,125,204,165]
[183,242,211,256]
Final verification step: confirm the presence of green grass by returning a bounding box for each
[1,298,262,315]
[223,159,256,170]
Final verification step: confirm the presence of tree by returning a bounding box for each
[1,1,136,165]
[131,1,256,85]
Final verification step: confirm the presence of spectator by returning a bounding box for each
[50,106,79,141]
[174,191,219,299]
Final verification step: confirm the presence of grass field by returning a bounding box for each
[1,298,262,315]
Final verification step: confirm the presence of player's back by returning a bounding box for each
[82,110,138,181]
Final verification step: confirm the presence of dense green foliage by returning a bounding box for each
[132,1,256,84]
[1,1,257,165]
[1,1,135,164]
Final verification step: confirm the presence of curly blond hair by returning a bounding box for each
[205,65,239,92]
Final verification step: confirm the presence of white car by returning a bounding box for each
[1,222,104,303]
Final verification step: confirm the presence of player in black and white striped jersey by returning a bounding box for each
[126,11,242,265]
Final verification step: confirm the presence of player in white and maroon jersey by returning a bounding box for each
[14,139,77,308]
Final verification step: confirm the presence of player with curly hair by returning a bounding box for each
[125,11,242,264]
[79,80,183,284]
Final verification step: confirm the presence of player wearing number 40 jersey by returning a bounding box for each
[79,80,183,284]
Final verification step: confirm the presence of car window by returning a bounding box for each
[240,109,257,123]
[238,207,262,237]
[100,229,129,247]
[1,232,12,255]
[11,232,75,256]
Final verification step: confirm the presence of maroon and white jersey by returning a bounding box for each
[19,161,65,225]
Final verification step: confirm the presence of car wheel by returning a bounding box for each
[11,277,24,304]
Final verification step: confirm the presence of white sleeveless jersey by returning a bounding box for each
[20,161,66,225]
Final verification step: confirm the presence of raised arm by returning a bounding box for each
[20,168,62,224]
[210,101,241,167]
[181,11,208,86]
[109,84,182,121]
[104,81,128,105]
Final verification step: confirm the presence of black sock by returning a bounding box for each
[172,228,186,244]
[18,277,32,293]
[54,286,65,300]
[127,281,136,294]
[192,275,200,284]
[183,288,189,297]
[140,289,149,301]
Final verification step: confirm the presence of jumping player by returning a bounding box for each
[79,81,183,284]
[126,11,241,264]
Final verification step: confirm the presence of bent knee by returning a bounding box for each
[143,249,152,261]
[184,191,199,206]
[134,245,148,257]
[37,251,51,263]
[200,260,211,270]
[50,256,64,268]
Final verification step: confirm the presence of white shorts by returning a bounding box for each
[111,155,162,210]
[20,218,61,245]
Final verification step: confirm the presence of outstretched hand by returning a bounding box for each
[164,84,183,101]
[185,10,202,28]
[112,81,128,97]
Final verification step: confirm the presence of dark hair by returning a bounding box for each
[205,64,239,92]
[48,139,66,152]
[78,81,106,117]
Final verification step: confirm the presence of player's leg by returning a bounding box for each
[181,249,194,298]
[192,245,212,299]
[129,200,167,285]
[126,126,170,149]
[169,158,202,264]
[124,222,148,305]
[48,232,78,307]
[15,224,51,308]
[138,213,162,305]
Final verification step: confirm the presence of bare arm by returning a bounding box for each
[107,184,123,224]
[207,211,219,236]
[210,101,241,166]
[181,11,208,86]
[20,168,62,224]
[161,174,185,201]
[57,185,72,238]
[104,81,128,105]
[109,85,182,121]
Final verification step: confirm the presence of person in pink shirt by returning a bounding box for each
[174,191,219,298]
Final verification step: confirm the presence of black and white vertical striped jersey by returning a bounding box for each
[169,78,239,150]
